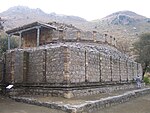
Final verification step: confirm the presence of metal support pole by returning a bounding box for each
[8,35,11,50]
[37,27,40,47]
[19,32,22,48]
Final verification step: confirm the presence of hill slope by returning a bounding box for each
[0,6,87,30]
[1,7,150,56]
[1,6,150,41]
[91,11,150,40]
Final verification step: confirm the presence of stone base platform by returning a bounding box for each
[10,86,150,113]
[8,83,144,98]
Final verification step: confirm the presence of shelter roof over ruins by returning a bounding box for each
[6,22,57,36]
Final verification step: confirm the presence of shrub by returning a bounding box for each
[143,76,150,84]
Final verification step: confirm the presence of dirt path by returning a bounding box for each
[0,95,65,113]
[1,89,150,113]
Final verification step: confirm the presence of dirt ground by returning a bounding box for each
[0,95,65,113]
[1,91,150,113]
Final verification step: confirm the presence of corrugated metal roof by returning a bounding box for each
[6,21,57,35]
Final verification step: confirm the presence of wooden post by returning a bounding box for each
[19,32,22,48]
[110,56,113,81]
[77,31,81,41]
[93,31,97,42]
[119,57,121,82]
[8,35,11,50]
[99,53,102,82]
[85,50,88,82]
[37,27,40,47]
[126,60,128,82]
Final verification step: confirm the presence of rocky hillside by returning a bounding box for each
[91,11,150,40]
[0,6,87,30]
[1,6,150,39]
[81,10,150,56]
[1,6,150,43]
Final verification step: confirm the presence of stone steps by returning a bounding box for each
[10,87,150,113]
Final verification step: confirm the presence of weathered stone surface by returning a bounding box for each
[86,51,100,82]
[112,58,120,81]
[4,41,143,98]
[13,50,24,83]
[10,87,150,113]
[27,49,45,83]
[0,60,3,82]
[101,55,111,82]
[69,47,85,83]
[63,91,74,99]
[46,47,64,83]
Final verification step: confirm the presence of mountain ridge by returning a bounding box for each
[1,6,150,55]
[1,6,150,40]
[0,6,87,30]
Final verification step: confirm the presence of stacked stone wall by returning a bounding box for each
[27,49,45,83]
[84,31,93,41]
[127,61,133,81]
[133,62,138,79]
[62,30,98,42]
[101,55,112,82]
[46,47,64,83]
[69,48,85,83]
[40,28,53,44]
[14,51,24,83]
[51,30,59,40]
[5,51,15,83]
[95,33,105,42]
[137,63,143,77]
[0,60,3,82]
[112,58,120,82]
[64,31,77,40]
[86,51,100,82]
[120,59,127,81]
[4,45,142,86]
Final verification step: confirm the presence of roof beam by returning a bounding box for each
[8,26,40,36]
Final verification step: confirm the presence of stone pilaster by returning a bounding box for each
[63,47,70,84]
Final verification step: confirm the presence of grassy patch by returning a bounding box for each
[144,73,150,84]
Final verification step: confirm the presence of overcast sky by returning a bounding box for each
[0,0,150,20]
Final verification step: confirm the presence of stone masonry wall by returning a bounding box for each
[112,58,120,82]
[4,43,142,86]
[0,60,3,82]
[5,51,15,83]
[69,47,86,83]
[14,50,24,83]
[101,55,111,82]
[86,51,100,82]
[27,49,45,83]
[46,47,65,83]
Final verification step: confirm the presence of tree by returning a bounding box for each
[133,33,150,76]
[0,33,18,57]
[117,37,132,55]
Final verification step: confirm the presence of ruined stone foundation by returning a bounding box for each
[4,42,143,98]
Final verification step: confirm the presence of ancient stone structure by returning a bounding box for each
[3,22,142,98]
[0,60,3,83]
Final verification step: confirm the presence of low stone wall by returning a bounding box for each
[11,87,150,113]
[9,83,141,98]
[76,88,150,113]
